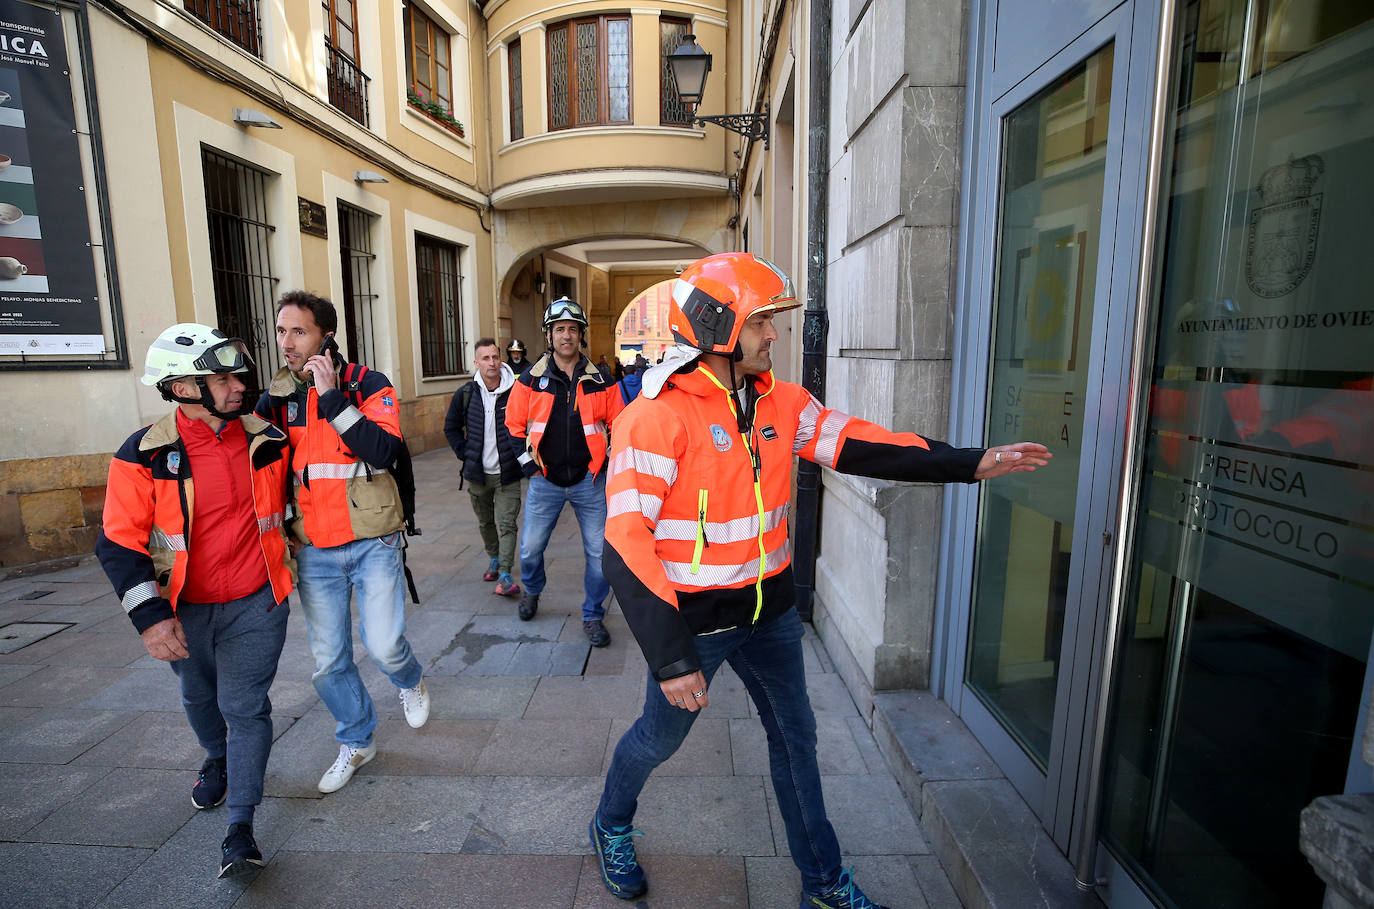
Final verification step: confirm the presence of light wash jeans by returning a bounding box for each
[518,472,609,621]
[596,607,843,895]
[295,533,422,747]
[172,583,288,811]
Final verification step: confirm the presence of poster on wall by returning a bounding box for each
[0,0,102,356]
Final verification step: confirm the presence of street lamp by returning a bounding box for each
[666,35,769,149]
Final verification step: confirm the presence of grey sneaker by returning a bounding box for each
[584,619,611,647]
[518,592,539,621]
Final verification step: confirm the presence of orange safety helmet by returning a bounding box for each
[668,253,799,356]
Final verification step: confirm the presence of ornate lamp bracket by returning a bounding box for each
[694,103,770,150]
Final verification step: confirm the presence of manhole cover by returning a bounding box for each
[0,622,74,654]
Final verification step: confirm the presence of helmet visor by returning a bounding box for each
[545,298,587,324]
[192,338,253,373]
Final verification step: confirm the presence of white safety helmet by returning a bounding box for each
[142,323,254,417]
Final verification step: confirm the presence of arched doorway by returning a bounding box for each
[615,280,678,370]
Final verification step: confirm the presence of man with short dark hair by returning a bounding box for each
[505,296,624,645]
[589,253,1052,908]
[255,291,430,795]
[97,322,294,878]
[445,337,529,596]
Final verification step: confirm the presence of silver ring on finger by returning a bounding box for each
[692,690,705,698]
[674,698,684,704]
[995,451,1002,464]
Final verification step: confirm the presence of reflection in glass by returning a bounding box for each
[1102,3,1374,907]
[966,45,1113,768]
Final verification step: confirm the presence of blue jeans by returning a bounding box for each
[597,607,842,893]
[171,583,288,811]
[519,472,609,621]
[296,533,423,747]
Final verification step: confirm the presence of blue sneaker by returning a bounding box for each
[589,816,647,899]
[801,868,889,909]
[482,557,500,582]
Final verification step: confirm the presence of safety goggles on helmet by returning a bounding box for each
[190,338,253,374]
[543,296,588,328]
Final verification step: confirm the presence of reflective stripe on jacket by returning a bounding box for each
[504,353,624,478]
[95,411,294,633]
[603,365,984,680]
[255,363,406,548]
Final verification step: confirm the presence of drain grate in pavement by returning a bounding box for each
[17,590,55,601]
[0,622,75,654]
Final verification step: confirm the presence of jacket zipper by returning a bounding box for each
[691,488,710,573]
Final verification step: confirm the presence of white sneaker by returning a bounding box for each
[399,679,430,729]
[317,742,376,793]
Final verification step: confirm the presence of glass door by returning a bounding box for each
[949,5,1145,849]
[1099,2,1374,906]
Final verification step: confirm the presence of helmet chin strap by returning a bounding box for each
[160,376,251,420]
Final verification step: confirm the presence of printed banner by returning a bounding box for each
[0,0,102,356]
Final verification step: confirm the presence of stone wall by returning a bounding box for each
[815,0,968,703]
[0,453,111,569]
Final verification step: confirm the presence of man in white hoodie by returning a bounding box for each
[444,338,533,596]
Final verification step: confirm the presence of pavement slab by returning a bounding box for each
[281,775,486,853]
[463,775,604,854]
[575,853,749,907]
[237,851,582,909]
[0,842,151,909]
[3,707,141,764]
[474,717,611,776]
[0,762,109,839]
[23,767,199,848]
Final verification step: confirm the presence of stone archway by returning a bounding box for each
[494,196,733,360]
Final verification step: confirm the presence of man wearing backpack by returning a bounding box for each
[256,291,431,795]
[444,338,530,596]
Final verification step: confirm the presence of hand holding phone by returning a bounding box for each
[304,334,341,394]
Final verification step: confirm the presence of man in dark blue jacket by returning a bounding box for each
[445,337,530,596]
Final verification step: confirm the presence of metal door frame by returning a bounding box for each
[939,1,1156,852]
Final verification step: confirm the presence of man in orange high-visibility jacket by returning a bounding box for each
[97,323,294,879]
[254,291,430,796]
[504,296,624,645]
[588,253,1052,908]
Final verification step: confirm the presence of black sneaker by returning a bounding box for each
[583,619,611,647]
[192,756,227,809]
[518,592,539,621]
[218,822,265,878]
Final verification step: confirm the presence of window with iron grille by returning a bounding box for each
[508,38,524,141]
[202,148,280,396]
[547,16,631,130]
[338,204,379,369]
[184,0,261,58]
[660,17,694,125]
[404,2,452,113]
[324,0,371,127]
[415,235,464,377]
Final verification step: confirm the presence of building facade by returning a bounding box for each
[817,0,1374,906]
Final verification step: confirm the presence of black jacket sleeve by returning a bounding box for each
[444,385,468,459]
[834,437,985,483]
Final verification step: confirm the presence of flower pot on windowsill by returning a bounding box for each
[407,100,464,138]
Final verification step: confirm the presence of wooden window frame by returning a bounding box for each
[403,1,453,111]
[509,37,524,142]
[546,14,632,131]
[323,0,360,61]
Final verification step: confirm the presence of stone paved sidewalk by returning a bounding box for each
[0,449,960,908]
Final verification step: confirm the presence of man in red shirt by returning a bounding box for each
[97,323,294,878]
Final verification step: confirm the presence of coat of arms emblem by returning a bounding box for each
[1245,154,1324,298]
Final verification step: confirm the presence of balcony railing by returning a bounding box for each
[326,42,371,128]
[184,0,261,58]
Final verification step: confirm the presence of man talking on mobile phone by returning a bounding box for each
[255,291,432,795]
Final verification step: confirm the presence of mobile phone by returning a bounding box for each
[319,335,342,368]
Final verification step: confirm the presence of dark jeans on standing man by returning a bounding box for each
[170,583,289,812]
[596,607,842,894]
